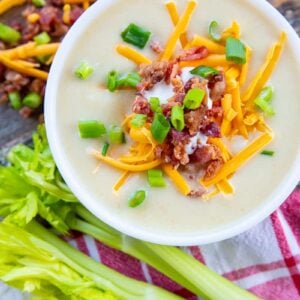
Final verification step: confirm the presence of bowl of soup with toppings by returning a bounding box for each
[45,0,300,245]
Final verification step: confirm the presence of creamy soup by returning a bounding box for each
[53,0,300,238]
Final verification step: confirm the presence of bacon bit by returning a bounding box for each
[150,40,164,54]
[189,188,206,198]
[171,75,184,93]
[208,73,226,102]
[201,122,221,138]
[132,95,151,115]
[178,46,209,61]
[184,105,207,135]
[139,61,169,90]
[184,76,207,93]
[19,107,34,118]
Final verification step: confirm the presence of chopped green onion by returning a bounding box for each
[36,55,51,64]
[101,142,110,156]
[208,21,221,42]
[171,105,185,131]
[32,0,46,7]
[34,32,51,45]
[78,120,106,139]
[261,150,275,156]
[130,114,147,128]
[75,61,94,80]
[8,91,22,110]
[117,72,141,88]
[23,92,42,108]
[0,23,21,43]
[108,125,125,144]
[128,190,147,208]
[121,23,151,49]
[226,37,247,65]
[149,97,162,113]
[148,169,166,187]
[190,65,219,78]
[151,113,171,144]
[254,86,275,116]
[107,71,119,92]
[183,88,205,110]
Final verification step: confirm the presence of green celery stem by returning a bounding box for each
[26,221,182,300]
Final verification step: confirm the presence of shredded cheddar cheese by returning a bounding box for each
[189,35,226,54]
[165,0,188,47]
[162,164,191,196]
[83,0,89,10]
[160,0,197,61]
[63,4,71,25]
[202,132,273,187]
[114,171,131,192]
[27,13,40,24]
[243,32,287,103]
[216,179,235,195]
[0,0,25,15]
[222,21,241,40]
[239,47,252,86]
[116,44,152,65]
[0,55,48,80]
[179,54,229,68]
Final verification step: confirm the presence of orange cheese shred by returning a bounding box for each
[92,150,161,172]
[189,35,226,54]
[202,132,273,187]
[242,32,287,103]
[165,0,188,47]
[162,164,191,196]
[83,0,89,10]
[160,0,197,61]
[114,171,131,192]
[0,0,25,15]
[179,54,229,68]
[239,47,252,86]
[63,4,71,24]
[116,44,152,65]
[0,55,48,80]
[222,21,241,40]
[27,13,40,24]
[216,179,235,195]
[231,83,248,138]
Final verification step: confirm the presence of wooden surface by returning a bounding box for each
[1,0,300,164]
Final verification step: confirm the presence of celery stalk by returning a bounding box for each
[74,206,259,300]
[25,221,182,300]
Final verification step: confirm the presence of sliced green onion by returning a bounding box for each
[107,71,119,92]
[261,150,275,156]
[208,21,221,42]
[0,23,21,43]
[23,92,42,108]
[36,55,51,64]
[117,72,141,88]
[254,86,275,116]
[183,88,205,110]
[226,37,247,65]
[128,190,147,208]
[78,120,106,139]
[108,125,125,144]
[149,97,162,113]
[32,0,46,7]
[190,65,219,78]
[8,91,22,110]
[148,169,166,188]
[130,114,147,128]
[171,105,185,131]
[34,32,51,45]
[102,142,110,156]
[151,113,171,144]
[75,61,94,80]
[121,23,151,49]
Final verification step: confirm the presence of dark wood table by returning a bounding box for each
[1,0,300,171]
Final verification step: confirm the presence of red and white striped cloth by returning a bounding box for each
[2,188,299,299]
[68,188,300,300]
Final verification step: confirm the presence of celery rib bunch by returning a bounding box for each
[0,125,259,300]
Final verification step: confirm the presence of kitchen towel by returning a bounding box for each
[62,187,300,300]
